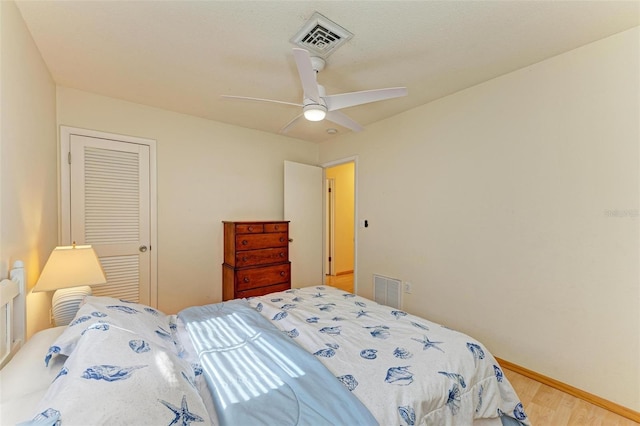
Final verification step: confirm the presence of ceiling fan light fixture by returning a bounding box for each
[303,104,327,121]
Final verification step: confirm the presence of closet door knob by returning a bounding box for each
[139,245,148,252]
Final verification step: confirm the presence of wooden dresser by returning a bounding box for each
[222,221,291,300]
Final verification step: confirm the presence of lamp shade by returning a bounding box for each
[33,245,107,292]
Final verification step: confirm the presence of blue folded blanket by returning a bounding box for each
[179,299,377,426]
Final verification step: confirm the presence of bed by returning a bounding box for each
[1,265,529,426]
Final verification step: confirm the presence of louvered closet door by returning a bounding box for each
[70,135,151,304]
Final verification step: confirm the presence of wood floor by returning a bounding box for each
[504,368,638,425]
[324,273,638,425]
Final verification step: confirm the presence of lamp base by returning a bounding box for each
[52,285,92,326]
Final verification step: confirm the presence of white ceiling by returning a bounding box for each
[15,1,640,143]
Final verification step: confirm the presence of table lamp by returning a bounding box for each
[33,243,107,326]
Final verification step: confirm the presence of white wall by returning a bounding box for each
[56,87,319,315]
[320,27,640,411]
[0,0,58,337]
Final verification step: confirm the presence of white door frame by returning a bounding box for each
[59,126,158,307]
[325,178,336,276]
[321,156,358,291]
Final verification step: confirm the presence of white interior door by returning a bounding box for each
[61,128,157,305]
[284,161,323,287]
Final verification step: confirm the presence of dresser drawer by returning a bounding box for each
[235,232,288,250]
[235,247,288,267]
[235,263,290,291]
[264,222,288,233]
[234,223,264,234]
[235,282,291,299]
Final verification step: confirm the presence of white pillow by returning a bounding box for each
[25,325,211,426]
[45,296,181,366]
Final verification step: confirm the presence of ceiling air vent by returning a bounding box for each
[290,12,353,58]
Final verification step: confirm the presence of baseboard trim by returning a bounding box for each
[495,357,640,423]
[336,270,354,276]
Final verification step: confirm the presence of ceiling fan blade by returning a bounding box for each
[292,48,321,103]
[280,113,304,134]
[221,95,302,108]
[324,87,408,111]
[325,111,364,132]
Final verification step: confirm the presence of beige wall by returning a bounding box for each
[320,27,640,411]
[56,87,319,315]
[0,0,58,337]
[325,162,354,274]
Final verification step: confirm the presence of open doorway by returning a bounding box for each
[324,161,355,293]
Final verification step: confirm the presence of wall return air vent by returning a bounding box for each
[290,12,353,58]
[373,274,402,309]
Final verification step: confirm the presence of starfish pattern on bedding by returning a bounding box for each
[159,394,204,426]
[412,335,445,353]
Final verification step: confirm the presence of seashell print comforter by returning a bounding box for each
[248,286,530,426]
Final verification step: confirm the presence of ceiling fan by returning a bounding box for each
[222,48,408,134]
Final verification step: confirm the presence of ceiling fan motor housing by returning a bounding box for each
[310,56,325,73]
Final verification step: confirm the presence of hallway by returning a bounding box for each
[325,272,353,293]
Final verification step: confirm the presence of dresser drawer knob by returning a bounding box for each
[279,252,285,257]
[242,240,248,245]
[274,225,279,230]
[248,226,254,232]
[279,237,285,242]
[243,277,250,283]
[242,256,248,262]
[280,271,285,277]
